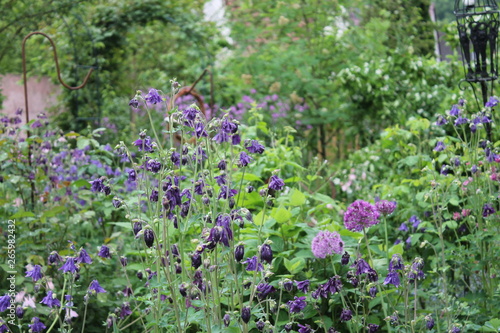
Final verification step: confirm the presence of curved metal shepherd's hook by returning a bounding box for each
[22,31,93,208]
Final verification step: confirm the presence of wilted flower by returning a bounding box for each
[344,200,380,231]
[311,230,344,258]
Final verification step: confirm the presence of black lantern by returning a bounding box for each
[455,0,499,83]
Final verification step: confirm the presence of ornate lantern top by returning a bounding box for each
[454,0,500,82]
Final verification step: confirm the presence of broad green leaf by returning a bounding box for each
[284,257,305,275]
[271,206,292,223]
[10,211,35,219]
[289,189,306,206]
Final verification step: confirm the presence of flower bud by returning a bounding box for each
[234,245,244,262]
[260,244,273,264]
[144,229,155,248]
[241,306,251,324]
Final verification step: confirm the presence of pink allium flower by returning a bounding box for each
[344,200,380,232]
[311,230,344,258]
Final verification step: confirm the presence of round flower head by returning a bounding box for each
[375,200,397,215]
[344,200,380,232]
[311,230,344,258]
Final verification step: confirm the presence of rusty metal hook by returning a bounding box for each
[21,31,93,209]
[22,31,94,125]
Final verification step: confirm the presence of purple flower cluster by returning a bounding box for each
[375,199,397,215]
[311,230,344,258]
[344,200,380,231]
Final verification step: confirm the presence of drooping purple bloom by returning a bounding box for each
[144,229,155,248]
[234,244,245,262]
[383,270,401,288]
[88,280,107,294]
[133,136,154,152]
[434,141,446,152]
[482,203,495,217]
[369,287,377,298]
[399,222,409,232]
[59,257,77,273]
[239,151,253,167]
[454,116,469,126]
[217,159,227,170]
[436,115,448,126]
[25,265,43,282]
[98,245,111,259]
[341,251,350,265]
[119,302,132,319]
[344,200,380,231]
[0,295,11,312]
[389,254,404,271]
[241,306,251,323]
[260,243,273,264]
[268,175,285,191]
[28,317,46,333]
[145,159,161,173]
[77,249,92,264]
[449,326,461,333]
[194,122,208,137]
[485,96,499,107]
[40,291,61,308]
[409,215,421,229]
[245,140,265,154]
[425,315,435,329]
[218,186,238,199]
[295,280,310,293]
[367,324,380,333]
[298,323,313,333]
[243,256,263,271]
[256,283,275,299]
[311,230,344,258]
[129,98,139,108]
[449,104,460,116]
[340,308,353,322]
[150,189,159,202]
[223,313,231,327]
[145,88,162,104]
[353,258,372,275]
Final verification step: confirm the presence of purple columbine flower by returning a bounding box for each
[133,136,154,152]
[256,283,275,299]
[341,251,350,265]
[218,186,238,199]
[260,243,273,264]
[295,280,310,293]
[340,308,353,322]
[241,306,251,323]
[367,324,380,333]
[40,291,60,308]
[59,257,78,274]
[223,313,231,327]
[298,323,313,333]
[425,315,435,329]
[268,175,285,191]
[449,104,460,116]
[434,141,446,152]
[145,159,162,173]
[145,88,162,104]
[436,115,448,126]
[485,96,499,107]
[98,245,111,259]
[239,152,253,167]
[389,254,404,271]
[129,98,139,108]
[217,159,227,170]
[311,230,344,258]
[383,270,401,288]
[119,302,132,319]
[77,249,92,264]
[375,200,397,215]
[183,107,198,123]
[245,140,265,154]
[449,326,461,333]
[353,258,372,275]
[369,287,377,298]
[88,280,107,294]
[454,116,469,126]
[25,265,43,282]
[399,222,409,232]
[28,317,46,333]
[150,190,159,202]
[243,256,263,271]
[144,229,155,248]
[482,203,495,217]
[0,295,11,312]
[344,200,380,232]
[409,215,421,229]
[234,244,245,262]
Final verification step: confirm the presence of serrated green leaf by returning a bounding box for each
[289,189,306,206]
[271,206,292,223]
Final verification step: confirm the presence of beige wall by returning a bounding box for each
[0,74,61,123]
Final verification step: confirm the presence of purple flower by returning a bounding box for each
[239,151,253,167]
[268,175,285,191]
[367,324,380,333]
[311,230,344,258]
[129,98,139,108]
[145,88,162,104]
[150,190,159,202]
[353,258,372,275]
[399,222,408,232]
[389,254,404,271]
[375,200,397,215]
[144,229,155,248]
[482,203,495,217]
[245,140,265,154]
[340,308,353,322]
[454,116,469,126]
[88,280,107,294]
[234,244,245,262]
[98,245,112,259]
[449,326,461,333]
[449,104,460,116]
[217,159,227,170]
[241,306,251,323]
[77,249,92,264]
[369,287,377,298]
[260,243,273,264]
[194,122,208,137]
[0,295,11,312]
[343,200,380,231]
[341,251,350,265]
[383,270,401,287]
[409,215,421,229]
[485,96,498,107]
[298,323,313,333]
[218,186,238,199]
[256,283,275,299]
[243,256,263,271]
[40,291,61,308]
[295,280,310,293]
[59,257,78,274]
[434,141,446,152]
[133,136,154,152]
[436,115,448,126]
[183,107,198,122]
[425,315,435,329]
[28,317,46,333]
[145,159,162,173]
[25,265,43,282]
[223,313,231,327]
[119,302,132,319]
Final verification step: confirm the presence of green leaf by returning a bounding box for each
[232,172,263,183]
[77,137,91,149]
[10,211,35,219]
[41,206,66,219]
[398,155,419,167]
[388,243,404,257]
[284,257,305,275]
[289,189,306,206]
[72,179,91,188]
[271,206,292,223]
[108,222,132,230]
